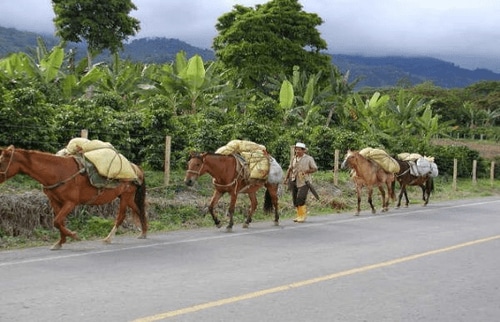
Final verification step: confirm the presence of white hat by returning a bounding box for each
[295,142,307,149]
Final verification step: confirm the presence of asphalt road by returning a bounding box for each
[1,196,500,322]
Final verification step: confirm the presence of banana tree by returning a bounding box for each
[75,53,146,103]
[276,66,330,126]
[0,43,65,84]
[324,65,358,127]
[346,92,393,142]
[145,52,234,114]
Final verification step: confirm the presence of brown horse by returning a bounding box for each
[0,145,147,250]
[341,149,396,215]
[393,158,434,208]
[184,152,282,231]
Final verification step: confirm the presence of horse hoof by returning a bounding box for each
[274,221,279,226]
[216,223,223,229]
[137,234,147,239]
[226,227,233,233]
[354,213,360,216]
[102,238,112,244]
[50,243,62,251]
[242,223,249,229]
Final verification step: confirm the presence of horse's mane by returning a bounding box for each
[20,147,68,159]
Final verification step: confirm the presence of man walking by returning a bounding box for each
[285,142,318,222]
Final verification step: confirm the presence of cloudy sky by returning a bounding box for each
[1,0,499,72]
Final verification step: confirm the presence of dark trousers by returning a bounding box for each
[289,180,309,207]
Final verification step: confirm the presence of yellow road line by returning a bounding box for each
[133,235,500,322]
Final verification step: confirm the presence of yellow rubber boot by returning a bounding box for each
[295,205,307,223]
[293,207,300,222]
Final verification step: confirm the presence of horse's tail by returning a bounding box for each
[263,187,274,214]
[134,176,148,234]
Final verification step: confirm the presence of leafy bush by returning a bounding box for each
[0,87,58,151]
[309,126,362,170]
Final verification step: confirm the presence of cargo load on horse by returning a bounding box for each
[359,147,400,173]
[58,138,140,188]
[397,152,439,178]
[215,139,271,181]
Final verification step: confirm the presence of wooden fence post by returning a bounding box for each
[491,161,496,187]
[164,136,171,186]
[453,158,458,191]
[472,160,477,185]
[333,149,339,186]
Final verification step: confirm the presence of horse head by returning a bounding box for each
[341,149,356,170]
[184,152,205,186]
[0,145,16,183]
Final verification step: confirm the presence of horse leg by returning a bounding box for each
[403,189,410,207]
[378,185,388,212]
[243,192,258,229]
[208,191,223,228]
[51,202,79,250]
[422,184,430,206]
[387,179,396,203]
[367,186,376,214]
[226,192,237,232]
[396,184,404,208]
[270,185,280,226]
[103,198,129,244]
[390,177,397,204]
[121,193,148,240]
[355,185,362,216]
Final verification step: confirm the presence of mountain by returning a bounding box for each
[120,37,215,63]
[0,27,59,55]
[1,26,499,89]
[332,54,500,89]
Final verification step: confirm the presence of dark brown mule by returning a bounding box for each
[184,152,281,231]
[0,145,147,250]
[393,159,434,207]
[341,149,396,215]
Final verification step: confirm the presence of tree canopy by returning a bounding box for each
[213,0,331,87]
[52,0,140,54]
